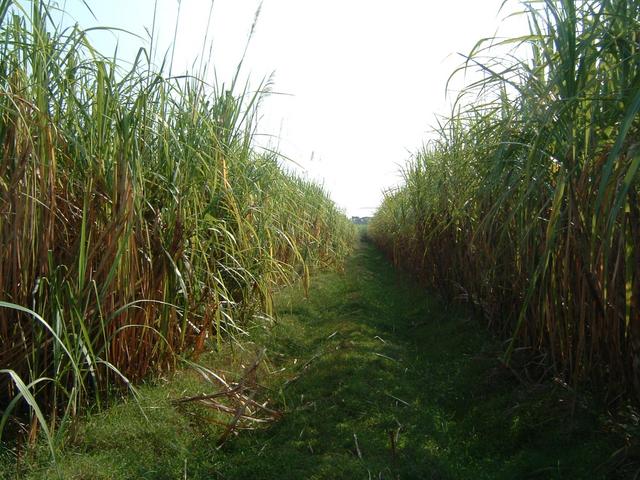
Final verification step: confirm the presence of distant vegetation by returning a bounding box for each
[0,0,354,456]
[370,0,640,404]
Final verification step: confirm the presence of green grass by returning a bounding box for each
[6,240,626,479]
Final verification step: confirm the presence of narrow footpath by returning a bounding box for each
[23,241,620,479]
[212,241,615,479]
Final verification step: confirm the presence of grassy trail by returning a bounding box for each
[14,240,620,479]
[216,240,616,479]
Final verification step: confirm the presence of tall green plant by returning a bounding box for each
[371,0,640,402]
[0,0,355,455]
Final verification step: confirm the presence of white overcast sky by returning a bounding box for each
[60,0,528,216]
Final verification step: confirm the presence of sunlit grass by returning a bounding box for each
[0,0,355,461]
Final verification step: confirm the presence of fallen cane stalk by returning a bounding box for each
[354,433,363,460]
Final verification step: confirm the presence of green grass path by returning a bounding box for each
[14,241,619,479]
[215,241,615,479]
